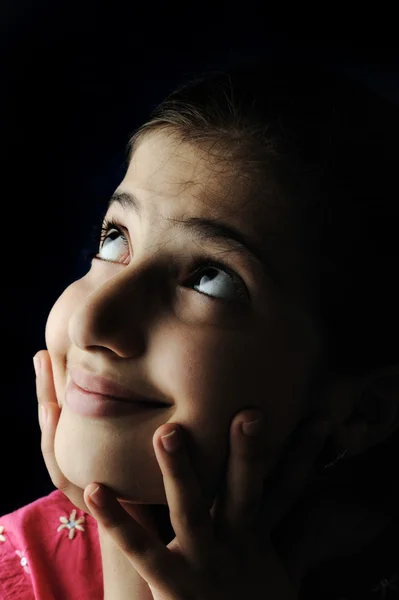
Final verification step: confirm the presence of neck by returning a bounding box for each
[99,503,174,600]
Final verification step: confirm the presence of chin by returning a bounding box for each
[53,417,168,505]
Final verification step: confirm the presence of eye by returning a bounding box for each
[84,218,248,302]
[184,261,248,302]
[98,227,129,262]
[84,217,130,263]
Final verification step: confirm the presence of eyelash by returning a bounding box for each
[82,217,248,302]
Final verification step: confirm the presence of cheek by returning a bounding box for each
[44,279,85,405]
[162,325,316,505]
[167,325,309,432]
[149,331,257,505]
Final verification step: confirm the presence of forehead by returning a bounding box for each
[124,131,300,249]
[125,131,250,221]
[120,131,315,320]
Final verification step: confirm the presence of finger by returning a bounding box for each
[153,424,215,566]
[84,483,182,596]
[36,351,64,489]
[34,351,58,415]
[259,414,332,532]
[211,409,268,543]
[35,350,82,505]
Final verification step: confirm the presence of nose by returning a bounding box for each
[68,264,159,357]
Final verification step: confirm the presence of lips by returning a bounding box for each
[69,366,170,406]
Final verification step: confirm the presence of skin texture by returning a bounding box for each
[42,131,399,598]
[45,131,324,509]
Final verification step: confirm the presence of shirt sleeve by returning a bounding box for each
[0,490,103,599]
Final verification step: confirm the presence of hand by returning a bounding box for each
[35,348,331,598]
[82,419,333,597]
[35,350,89,513]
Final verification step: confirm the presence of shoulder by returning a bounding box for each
[1,489,79,523]
[0,491,103,599]
[0,489,97,550]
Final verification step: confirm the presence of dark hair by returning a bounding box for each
[127,58,399,377]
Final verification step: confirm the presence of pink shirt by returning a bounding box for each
[0,490,103,599]
[1,489,398,599]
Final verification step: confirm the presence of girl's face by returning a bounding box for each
[45,131,323,507]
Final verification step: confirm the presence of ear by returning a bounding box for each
[328,364,399,459]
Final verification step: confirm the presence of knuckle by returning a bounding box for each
[237,442,264,464]
[167,455,190,481]
[174,505,209,532]
[35,377,41,397]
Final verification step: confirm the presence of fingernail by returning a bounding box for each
[40,405,48,427]
[89,485,107,508]
[33,355,41,377]
[242,416,264,436]
[161,429,181,453]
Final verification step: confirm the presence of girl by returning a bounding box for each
[1,58,398,600]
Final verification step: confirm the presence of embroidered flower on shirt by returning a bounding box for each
[15,550,30,574]
[57,508,85,540]
[0,525,6,542]
[371,574,399,598]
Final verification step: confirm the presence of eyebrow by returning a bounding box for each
[107,190,276,283]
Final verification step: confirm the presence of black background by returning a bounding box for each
[1,3,399,516]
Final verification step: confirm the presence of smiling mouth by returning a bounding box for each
[68,365,172,407]
[64,379,171,418]
[75,383,168,407]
